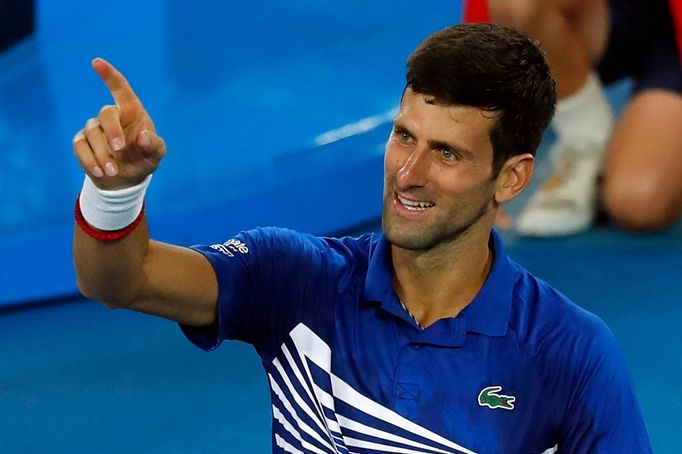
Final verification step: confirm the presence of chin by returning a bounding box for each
[382,217,437,251]
[383,210,483,252]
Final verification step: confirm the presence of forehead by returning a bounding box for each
[397,89,497,150]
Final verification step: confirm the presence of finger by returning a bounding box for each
[91,57,144,124]
[98,104,125,153]
[84,118,118,177]
[73,130,104,178]
[135,129,167,164]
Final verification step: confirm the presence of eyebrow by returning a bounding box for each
[392,121,475,158]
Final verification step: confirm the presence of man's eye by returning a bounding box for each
[397,131,413,143]
[440,149,458,160]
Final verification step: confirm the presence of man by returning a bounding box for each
[465,0,682,235]
[73,23,652,452]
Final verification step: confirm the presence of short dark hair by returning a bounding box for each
[406,23,556,176]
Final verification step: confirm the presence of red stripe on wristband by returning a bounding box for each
[75,194,145,241]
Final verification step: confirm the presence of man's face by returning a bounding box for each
[382,88,499,251]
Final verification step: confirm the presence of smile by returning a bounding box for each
[396,194,435,212]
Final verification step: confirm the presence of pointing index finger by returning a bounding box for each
[91,57,144,125]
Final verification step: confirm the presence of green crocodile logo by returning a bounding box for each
[478,386,516,410]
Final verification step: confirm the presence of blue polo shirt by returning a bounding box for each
[183,227,652,453]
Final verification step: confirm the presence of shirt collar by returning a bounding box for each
[458,229,515,337]
[363,233,395,307]
[363,229,516,339]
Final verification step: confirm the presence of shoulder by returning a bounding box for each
[241,226,377,260]
[506,266,652,450]
[497,254,650,448]
[206,227,378,278]
[202,227,344,261]
[507,262,619,372]
[320,232,377,265]
[233,226,375,255]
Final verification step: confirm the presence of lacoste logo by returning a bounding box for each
[478,386,516,410]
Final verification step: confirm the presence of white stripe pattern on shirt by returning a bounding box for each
[268,322,478,454]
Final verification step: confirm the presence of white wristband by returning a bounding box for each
[79,175,152,231]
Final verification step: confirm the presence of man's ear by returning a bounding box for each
[494,153,535,204]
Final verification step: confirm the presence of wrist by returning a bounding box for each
[76,175,151,240]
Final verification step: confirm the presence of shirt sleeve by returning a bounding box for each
[180,227,338,356]
[558,319,652,453]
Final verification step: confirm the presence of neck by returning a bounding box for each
[391,227,493,329]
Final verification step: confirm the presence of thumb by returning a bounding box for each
[135,129,166,163]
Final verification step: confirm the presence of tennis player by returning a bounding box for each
[73,23,652,453]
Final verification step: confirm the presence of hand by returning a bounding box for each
[73,58,166,190]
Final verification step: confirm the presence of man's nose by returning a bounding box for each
[397,147,430,189]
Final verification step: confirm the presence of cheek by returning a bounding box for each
[383,146,396,190]
[384,143,401,175]
[437,170,494,201]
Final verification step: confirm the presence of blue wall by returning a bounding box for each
[0,0,462,305]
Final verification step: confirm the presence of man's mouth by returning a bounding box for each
[396,194,435,212]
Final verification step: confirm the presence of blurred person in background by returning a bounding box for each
[465,0,682,235]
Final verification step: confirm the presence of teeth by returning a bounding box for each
[398,196,434,211]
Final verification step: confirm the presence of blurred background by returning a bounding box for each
[0,0,680,452]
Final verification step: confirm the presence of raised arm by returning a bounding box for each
[73,58,217,327]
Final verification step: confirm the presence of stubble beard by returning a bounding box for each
[381,187,493,252]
